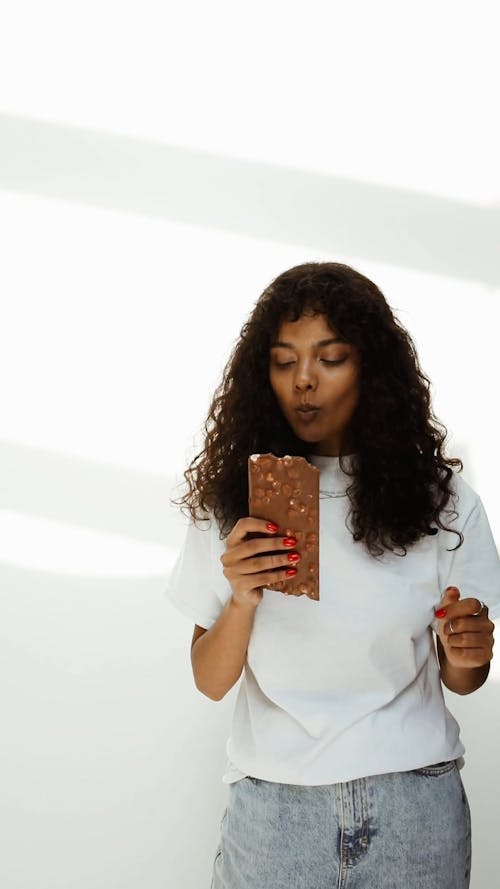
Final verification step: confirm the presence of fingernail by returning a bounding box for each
[435,608,447,618]
[283,537,297,547]
[266,522,279,532]
[287,552,300,563]
[285,567,298,576]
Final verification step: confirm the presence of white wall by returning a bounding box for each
[0,2,498,887]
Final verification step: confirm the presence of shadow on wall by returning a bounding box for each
[0,437,187,559]
[0,111,499,288]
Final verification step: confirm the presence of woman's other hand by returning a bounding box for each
[434,586,495,669]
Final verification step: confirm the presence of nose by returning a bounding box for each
[293,361,317,391]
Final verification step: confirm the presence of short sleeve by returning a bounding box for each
[164,516,229,630]
[432,496,500,632]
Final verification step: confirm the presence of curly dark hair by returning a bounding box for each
[172,261,464,558]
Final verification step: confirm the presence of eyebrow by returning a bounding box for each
[270,337,348,349]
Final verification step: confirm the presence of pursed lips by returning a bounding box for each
[295,405,321,422]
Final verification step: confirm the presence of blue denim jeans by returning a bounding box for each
[210,760,471,889]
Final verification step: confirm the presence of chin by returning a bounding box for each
[293,428,321,442]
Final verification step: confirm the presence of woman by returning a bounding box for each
[165,262,499,888]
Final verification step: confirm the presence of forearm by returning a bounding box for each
[191,595,259,701]
[437,637,490,695]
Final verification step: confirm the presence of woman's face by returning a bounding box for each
[269,312,362,456]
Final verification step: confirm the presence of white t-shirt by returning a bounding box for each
[164,454,500,786]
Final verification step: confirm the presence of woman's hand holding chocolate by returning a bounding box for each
[220,517,299,607]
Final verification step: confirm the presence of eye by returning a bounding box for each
[272,358,346,368]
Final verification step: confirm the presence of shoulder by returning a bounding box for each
[443,468,480,525]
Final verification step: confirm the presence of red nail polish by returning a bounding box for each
[283,537,297,547]
[287,552,300,563]
[435,608,447,618]
[266,522,279,532]
[285,567,298,576]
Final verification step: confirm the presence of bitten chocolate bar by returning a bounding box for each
[248,453,320,600]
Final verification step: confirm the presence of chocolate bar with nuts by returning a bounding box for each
[247,453,320,600]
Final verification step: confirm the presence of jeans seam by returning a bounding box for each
[337,783,346,889]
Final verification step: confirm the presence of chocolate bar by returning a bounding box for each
[248,453,320,600]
